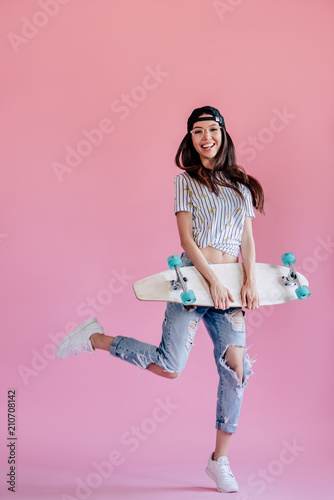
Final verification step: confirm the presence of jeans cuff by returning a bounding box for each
[216,421,238,434]
[109,335,123,356]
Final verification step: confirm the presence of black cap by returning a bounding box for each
[187,106,225,132]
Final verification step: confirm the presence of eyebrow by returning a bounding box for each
[192,124,219,130]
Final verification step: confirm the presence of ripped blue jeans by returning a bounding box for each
[110,253,253,433]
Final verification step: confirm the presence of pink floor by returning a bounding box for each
[7,463,333,500]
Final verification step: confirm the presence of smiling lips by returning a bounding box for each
[201,142,215,150]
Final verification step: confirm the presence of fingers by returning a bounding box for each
[212,289,234,310]
[214,296,229,310]
[241,284,260,310]
[213,287,260,311]
[228,290,235,303]
[241,289,247,308]
[245,293,260,310]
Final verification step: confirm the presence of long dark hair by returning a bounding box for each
[175,127,264,213]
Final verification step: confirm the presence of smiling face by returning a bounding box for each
[190,113,222,169]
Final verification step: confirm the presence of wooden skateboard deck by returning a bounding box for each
[133,261,310,308]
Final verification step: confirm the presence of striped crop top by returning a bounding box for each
[174,172,255,257]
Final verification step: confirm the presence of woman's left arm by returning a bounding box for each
[240,216,260,310]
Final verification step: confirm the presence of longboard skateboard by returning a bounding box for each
[133,252,310,308]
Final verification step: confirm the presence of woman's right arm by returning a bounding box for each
[176,211,234,309]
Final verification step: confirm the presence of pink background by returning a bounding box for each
[1,0,333,499]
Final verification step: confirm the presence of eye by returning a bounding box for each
[210,127,219,133]
[193,130,202,135]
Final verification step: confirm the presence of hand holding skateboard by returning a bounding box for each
[133,252,310,308]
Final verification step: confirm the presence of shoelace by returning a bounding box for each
[217,462,234,479]
[69,336,90,353]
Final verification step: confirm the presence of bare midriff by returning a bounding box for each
[200,246,238,265]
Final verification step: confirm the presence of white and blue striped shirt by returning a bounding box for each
[174,172,255,257]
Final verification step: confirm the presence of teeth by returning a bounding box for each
[202,143,215,149]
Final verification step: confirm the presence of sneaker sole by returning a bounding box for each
[205,467,238,493]
[55,318,99,360]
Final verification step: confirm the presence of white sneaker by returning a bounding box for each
[205,454,239,493]
[55,318,104,360]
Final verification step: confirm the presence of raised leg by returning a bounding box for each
[91,332,179,378]
[90,333,114,351]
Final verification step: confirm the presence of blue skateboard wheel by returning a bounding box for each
[281,252,296,266]
[295,285,311,300]
[167,254,183,269]
[181,290,196,306]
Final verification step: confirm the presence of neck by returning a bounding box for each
[201,157,215,170]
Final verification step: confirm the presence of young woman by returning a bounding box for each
[56,106,264,493]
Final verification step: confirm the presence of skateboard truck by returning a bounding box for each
[281,252,311,300]
[167,255,196,306]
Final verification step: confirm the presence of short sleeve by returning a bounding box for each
[243,186,255,218]
[174,174,193,214]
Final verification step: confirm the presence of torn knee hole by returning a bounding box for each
[223,345,245,363]
[221,345,245,383]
